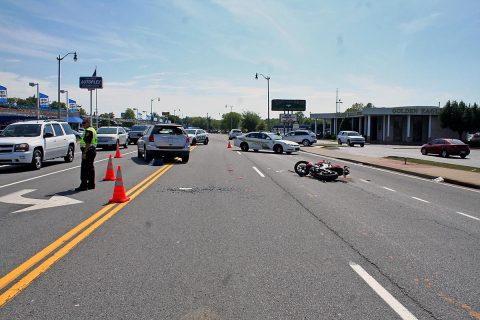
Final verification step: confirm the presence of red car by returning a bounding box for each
[421,138,470,158]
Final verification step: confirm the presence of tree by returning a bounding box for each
[122,108,136,127]
[78,107,87,116]
[241,111,261,132]
[345,103,364,113]
[365,102,375,109]
[49,101,66,110]
[439,100,466,139]
[222,112,242,131]
[98,112,115,127]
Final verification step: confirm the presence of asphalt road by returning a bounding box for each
[0,136,478,319]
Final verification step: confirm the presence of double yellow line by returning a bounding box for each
[0,161,177,308]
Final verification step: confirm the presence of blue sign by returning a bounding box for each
[68,99,77,110]
[39,93,49,109]
[0,85,7,103]
[79,76,103,89]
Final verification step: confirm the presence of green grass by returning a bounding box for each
[385,156,479,172]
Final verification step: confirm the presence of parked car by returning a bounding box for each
[185,128,209,145]
[421,138,470,158]
[228,129,243,140]
[137,124,190,163]
[233,131,300,154]
[96,126,128,149]
[128,125,149,144]
[282,130,317,146]
[0,120,76,169]
[337,131,365,147]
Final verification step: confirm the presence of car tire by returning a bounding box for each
[144,147,153,162]
[182,155,189,163]
[191,138,197,145]
[240,142,249,152]
[137,148,142,158]
[273,145,283,154]
[460,154,467,159]
[286,152,292,155]
[253,149,259,152]
[338,139,342,145]
[204,138,209,145]
[31,149,43,170]
[64,145,74,163]
[302,139,310,146]
[360,143,364,147]
[347,140,352,147]
[441,150,449,158]
[421,147,427,155]
[123,140,128,148]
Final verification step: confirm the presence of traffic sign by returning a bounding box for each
[79,77,103,89]
[272,99,306,111]
[280,114,298,122]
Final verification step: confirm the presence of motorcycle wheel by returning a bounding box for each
[294,161,310,177]
[315,170,339,182]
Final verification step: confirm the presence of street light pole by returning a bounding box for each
[57,51,77,119]
[335,88,342,135]
[29,82,40,120]
[133,108,138,124]
[150,97,160,124]
[60,90,69,123]
[255,73,270,131]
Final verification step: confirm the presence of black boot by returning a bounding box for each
[75,184,88,192]
[88,184,95,190]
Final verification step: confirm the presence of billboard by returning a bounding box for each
[0,85,7,103]
[79,77,103,89]
[271,99,306,111]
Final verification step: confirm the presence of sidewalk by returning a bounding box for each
[302,145,480,190]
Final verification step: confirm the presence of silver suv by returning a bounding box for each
[0,120,77,169]
[337,131,365,147]
[228,129,242,140]
[282,130,317,146]
[137,124,190,163]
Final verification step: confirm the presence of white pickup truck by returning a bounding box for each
[0,120,77,169]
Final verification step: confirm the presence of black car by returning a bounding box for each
[127,125,149,144]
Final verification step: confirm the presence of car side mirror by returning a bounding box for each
[44,132,54,138]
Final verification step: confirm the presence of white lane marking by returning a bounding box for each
[179,187,193,191]
[298,151,480,194]
[457,211,480,221]
[236,151,242,155]
[360,179,371,183]
[382,187,396,192]
[411,197,429,203]
[0,189,82,213]
[350,262,418,320]
[252,167,265,178]
[0,151,137,189]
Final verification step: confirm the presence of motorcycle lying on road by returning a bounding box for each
[294,160,350,182]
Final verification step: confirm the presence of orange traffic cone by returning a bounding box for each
[114,142,122,158]
[103,155,115,181]
[227,140,232,148]
[109,166,130,203]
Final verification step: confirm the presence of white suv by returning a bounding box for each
[137,124,190,163]
[0,120,77,169]
[282,130,317,146]
[337,131,365,147]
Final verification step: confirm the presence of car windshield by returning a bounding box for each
[348,132,361,136]
[0,124,42,137]
[185,129,197,134]
[131,125,147,131]
[97,128,117,134]
[450,139,465,145]
[267,133,282,140]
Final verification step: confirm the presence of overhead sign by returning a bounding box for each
[272,99,306,111]
[280,114,298,122]
[162,112,170,116]
[79,77,103,89]
[0,85,7,103]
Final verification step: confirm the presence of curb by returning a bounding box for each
[299,150,480,190]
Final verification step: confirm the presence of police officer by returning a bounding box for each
[76,118,97,191]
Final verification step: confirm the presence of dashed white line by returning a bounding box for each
[411,197,429,203]
[457,211,480,221]
[382,187,396,192]
[236,151,242,155]
[350,262,418,320]
[360,179,371,183]
[252,166,265,178]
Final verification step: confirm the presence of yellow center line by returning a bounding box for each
[0,159,176,296]
[0,163,174,307]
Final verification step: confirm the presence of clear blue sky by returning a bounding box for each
[1,0,479,119]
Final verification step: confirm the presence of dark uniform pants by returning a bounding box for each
[80,147,96,187]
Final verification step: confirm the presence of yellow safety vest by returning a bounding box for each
[80,127,98,148]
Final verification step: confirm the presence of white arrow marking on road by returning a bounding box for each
[0,189,83,213]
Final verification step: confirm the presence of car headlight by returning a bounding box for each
[14,143,29,152]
